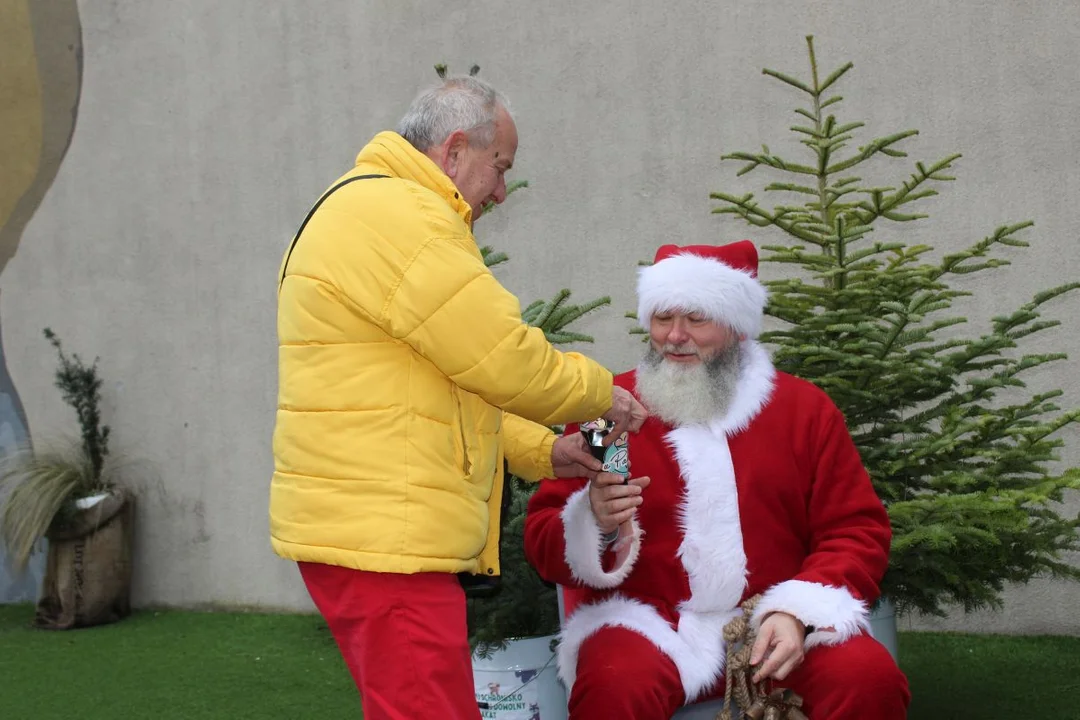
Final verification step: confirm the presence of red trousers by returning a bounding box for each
[299,562,481,720]
[569,626,910,719]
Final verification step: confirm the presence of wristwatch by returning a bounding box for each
[600,528,620,548]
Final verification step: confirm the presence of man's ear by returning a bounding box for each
[441,130,469,179]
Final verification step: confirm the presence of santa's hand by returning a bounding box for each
[750,612,806,683]
[589,472,650,534]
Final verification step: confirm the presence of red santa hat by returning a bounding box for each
[636,240,767,338]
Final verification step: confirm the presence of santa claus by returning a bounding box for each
[524,241,910,718]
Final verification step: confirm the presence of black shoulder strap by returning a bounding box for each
[279,173,389,288]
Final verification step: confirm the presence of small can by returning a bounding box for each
[579,418,630,482]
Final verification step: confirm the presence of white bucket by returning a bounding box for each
[472,635,567,720]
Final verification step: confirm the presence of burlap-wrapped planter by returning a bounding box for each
[34,489,134,630]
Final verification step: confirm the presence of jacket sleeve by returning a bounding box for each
[524,423,641,590]
[383,236,613,426]
[502,413,556,483]
[750,403,891,650]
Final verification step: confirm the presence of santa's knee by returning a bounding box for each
[568,628,683,716]
[570,649,669,703]
[804,635,910,713]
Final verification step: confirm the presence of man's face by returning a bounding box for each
[637,310,744,427]
[436,105,517,225]
[648,310,741,364]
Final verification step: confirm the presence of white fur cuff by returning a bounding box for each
[559,487,641,589]
[556,596,735,702]
[750,579,870,650]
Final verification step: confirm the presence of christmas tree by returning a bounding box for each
[707,36,1080,616]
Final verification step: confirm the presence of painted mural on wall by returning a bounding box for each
[0,0,82,602]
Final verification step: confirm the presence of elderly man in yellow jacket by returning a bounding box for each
[271,75,645,719]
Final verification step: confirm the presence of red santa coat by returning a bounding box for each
[524,341,891,702]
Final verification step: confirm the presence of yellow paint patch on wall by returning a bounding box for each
[0,0,44,235]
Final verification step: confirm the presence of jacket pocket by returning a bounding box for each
[452,388,472,476]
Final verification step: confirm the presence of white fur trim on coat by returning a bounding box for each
[552,425,747,701]
[750,579,870,650]
[557,595,739,703]
[668,427,748,613]
[560,487,642,588]
[637,253,768,338]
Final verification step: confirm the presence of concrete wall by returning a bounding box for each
[2,0,1078,631]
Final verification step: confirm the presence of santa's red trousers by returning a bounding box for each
[569,626,910,719]
[298,562,481,720]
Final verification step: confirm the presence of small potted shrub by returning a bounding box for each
[0,328,134,629]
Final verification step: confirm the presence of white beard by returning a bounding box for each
[636,342,742,427]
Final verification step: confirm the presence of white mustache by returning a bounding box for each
[661,343,699,356]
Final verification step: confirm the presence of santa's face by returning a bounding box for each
[638,311,744,426]
[648,311,741,363]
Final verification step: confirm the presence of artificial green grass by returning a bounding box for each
[3,603,1080,718]
[900,630,1080,719]
[0,604,358,718]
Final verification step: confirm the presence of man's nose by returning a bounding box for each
[667,320,690,343]
[492,177,507,204]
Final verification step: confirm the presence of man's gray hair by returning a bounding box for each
[396,75,512,152]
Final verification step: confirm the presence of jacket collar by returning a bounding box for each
[354,131,473,225]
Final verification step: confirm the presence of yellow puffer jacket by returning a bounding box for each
[271,132,613,577]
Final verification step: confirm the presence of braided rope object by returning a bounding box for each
[717,595,809,720]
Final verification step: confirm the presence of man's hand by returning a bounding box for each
[551,433,604,479]
[601,387,648,446]
[589,472,650,534]
[750,612,806,683]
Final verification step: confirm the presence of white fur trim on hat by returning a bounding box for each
[637,253,767,337]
